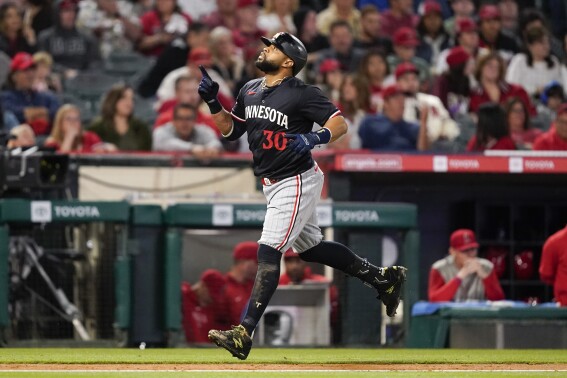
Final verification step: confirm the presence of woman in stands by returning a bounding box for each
[506,27,567,98]
[433,46,473,119]
[45,104,115,153]
[0,2,36,57]
[469,52,536,116]
[330,73,370,150]
[467,102,516,151]
[356,49,390,113]
[88,84,152,151]
[208,26,246,97]
[504,97,542,150]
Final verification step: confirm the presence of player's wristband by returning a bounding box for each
[313,127,332,145]
[205,98,223,114]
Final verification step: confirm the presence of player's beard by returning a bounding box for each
[255,59,280,74]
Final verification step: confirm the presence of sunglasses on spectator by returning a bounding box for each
[174,116,196,121]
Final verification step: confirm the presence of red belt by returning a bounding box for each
[262,177,280,186]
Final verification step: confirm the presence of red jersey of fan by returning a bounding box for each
[539,226,567,306]
[428,267,505,302]
[140,10,191,56]
[181,282,225,343]
[466,135,516,151]
[533,126,567,151]
[154,105,219,136]
[224,274,254,326]
[469,82,536,116]
[44,131,102,153]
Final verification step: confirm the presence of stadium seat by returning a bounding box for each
[103,51,155,79]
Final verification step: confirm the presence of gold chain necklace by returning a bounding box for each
[261,76,288,90]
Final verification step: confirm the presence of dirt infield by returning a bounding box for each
[1,364,566,371]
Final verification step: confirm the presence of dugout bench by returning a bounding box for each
[408,301,567,348]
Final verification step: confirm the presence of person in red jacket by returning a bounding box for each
[469,52,535,116]
[533,103,567,151]
[182,269,228,343]
[224,241,258,326]
[539,226,567,306]
[429,229,505,302]
[279,249,339,328]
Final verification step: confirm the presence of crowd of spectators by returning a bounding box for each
[2,0,567,154]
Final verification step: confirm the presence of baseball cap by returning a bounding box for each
[456,17,478,34]
[319,58,340,74]
[421,1,442,16]
[233,241,258,261]
[10,52,35,72]
[58,0,78,11]
[446,46,470,68]
[238,0,259,7]
[188,47,212,66]
[479,5,501,21]
[540,81,565,105]
[382,84,403,100]
[395,62,419,79]
[393,27,420,47]
[450,229,479,251]
[200,269,227,304]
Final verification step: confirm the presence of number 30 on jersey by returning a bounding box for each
[262,130,287,151]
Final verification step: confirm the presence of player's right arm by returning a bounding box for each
[198,65,245,140]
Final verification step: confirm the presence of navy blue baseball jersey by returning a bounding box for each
[228,77,341,179]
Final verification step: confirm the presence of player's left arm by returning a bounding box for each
[322,114,348,143]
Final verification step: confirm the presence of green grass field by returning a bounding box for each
[0,348,566,378]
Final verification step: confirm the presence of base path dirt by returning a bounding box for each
[1,364,567,371]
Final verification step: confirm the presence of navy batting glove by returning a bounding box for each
[285,129,331,155]
[198,65,222,113]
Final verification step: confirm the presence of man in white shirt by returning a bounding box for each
[153,103,222,160]
[396,62,460,145]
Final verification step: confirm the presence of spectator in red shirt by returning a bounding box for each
[279,250,339,330]
[45,104,115,153]
[138,0,191,56]
[469,52,536,116]
[467,102,516,151]
[429,229,505,302]
[533,103,567,151]
[378,0,418,39]
[182,269,228,343]
[539,226,567,307]
[154,75,217,135]
[224,241,258,326]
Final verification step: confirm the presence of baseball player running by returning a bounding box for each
[198,32,407,360]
